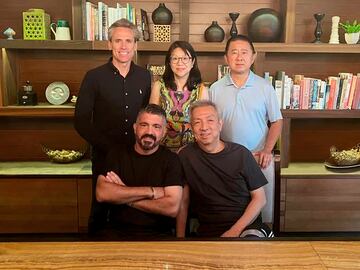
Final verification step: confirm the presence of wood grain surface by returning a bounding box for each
[0,241,359,269]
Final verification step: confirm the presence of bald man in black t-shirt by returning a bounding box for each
[177,100,272,238]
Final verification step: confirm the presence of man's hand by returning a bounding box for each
[253,150,272,169]
[221,227,241,238]
[104,171,126,185]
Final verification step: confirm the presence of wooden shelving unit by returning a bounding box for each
[0,0,359,233]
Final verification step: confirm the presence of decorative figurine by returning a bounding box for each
[229,12,240,38]
[313,13,325,43]
[329,16,340,44]
[3,27,16,39]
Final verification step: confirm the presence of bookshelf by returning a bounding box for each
[0,0,359,233]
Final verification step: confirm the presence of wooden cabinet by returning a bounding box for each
[0,177,92,233]
[280,164,360,232]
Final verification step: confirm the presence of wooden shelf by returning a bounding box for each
[0,40,92,50]
[281,162,360,178]
[282,109,360,118]
[1,40,360,54]
[0,105,75,117]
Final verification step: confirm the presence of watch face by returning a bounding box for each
[45,82,70,105]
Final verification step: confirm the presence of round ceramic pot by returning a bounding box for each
[345,32,360,44]
[204,21,225,42]
[152,3,173,25]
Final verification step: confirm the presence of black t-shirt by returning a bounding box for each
[178,142,268,237]
[104,145,183,235]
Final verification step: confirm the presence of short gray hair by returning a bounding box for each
[189,100,220,121]
[108,18,140,41]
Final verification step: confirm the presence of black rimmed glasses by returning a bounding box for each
[170,56,192,64]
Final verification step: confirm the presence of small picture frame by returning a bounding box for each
[217,65,230,80]
[147,64,166,83]
[141,9,150,41]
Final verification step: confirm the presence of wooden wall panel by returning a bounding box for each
[295,0,360,43]
[262,52,360,79]
[0,118,87,161]
[189,0,281,42]
[0,178,78,233]
[284,178,360,232]
[16,50,110,104]
[289,119,360,162]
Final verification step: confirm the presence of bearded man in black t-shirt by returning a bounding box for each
[177,100,272,238]
[96,104,183,238]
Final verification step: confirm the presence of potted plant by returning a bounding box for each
[339,20,360,44]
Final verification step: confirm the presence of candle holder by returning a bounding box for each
[313,13,325,43]
[229,12,240,38]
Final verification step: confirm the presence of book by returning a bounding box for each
[217,65,230,80]
[351,75,360,109]
[347,75,358,109]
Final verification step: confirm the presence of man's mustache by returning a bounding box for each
[141,134,156,141]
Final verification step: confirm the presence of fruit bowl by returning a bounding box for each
[42,145,86,163]
[329,144,360,166]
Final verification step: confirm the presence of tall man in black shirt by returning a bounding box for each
[177,100,272,238]
[74,19,151,233]
[96,104,183,238]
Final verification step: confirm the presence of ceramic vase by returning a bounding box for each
[152,3,173,25]
[229,12,240,38]
[313,13,325,43]
[204,21,225,42]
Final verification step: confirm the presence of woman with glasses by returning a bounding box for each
[150,41,208,151]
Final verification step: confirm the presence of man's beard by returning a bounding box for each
[136,134,159,151]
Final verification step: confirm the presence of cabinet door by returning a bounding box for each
[282,178,360,232]
[77,178,92,233]
[0,178,78,233]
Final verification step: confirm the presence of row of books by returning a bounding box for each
[148,64,360,110]
[268,71,360,110]
[82,1,150,41]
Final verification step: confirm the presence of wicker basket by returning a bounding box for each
[42,145,86,163]
[23,8,51,40]
[329,144,360,166]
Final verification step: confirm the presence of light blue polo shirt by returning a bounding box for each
[209,71,282,152]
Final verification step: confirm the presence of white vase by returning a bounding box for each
[344,32,360,44]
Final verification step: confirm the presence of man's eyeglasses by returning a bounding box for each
[170,56,192,64]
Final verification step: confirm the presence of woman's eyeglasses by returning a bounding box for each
[170,56,192,64]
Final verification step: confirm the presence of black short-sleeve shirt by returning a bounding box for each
[178,142,268,236]
[104,145,183,235]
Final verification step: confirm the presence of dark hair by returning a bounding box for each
[162,41,202,91]
[225,35,256,55]
[137,104,167,122]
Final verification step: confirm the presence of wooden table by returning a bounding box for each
[0,241,359,269]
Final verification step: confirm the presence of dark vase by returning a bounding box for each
[247,8,282,42]
[313,13,325,43]
[152,3,173,25]
[204,21,225,42]
[229,12,240,38]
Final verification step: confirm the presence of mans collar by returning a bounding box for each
[225,70,255,88]
[107,57,135,76]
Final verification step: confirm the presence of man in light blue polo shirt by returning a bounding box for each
[209,35,282,223]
